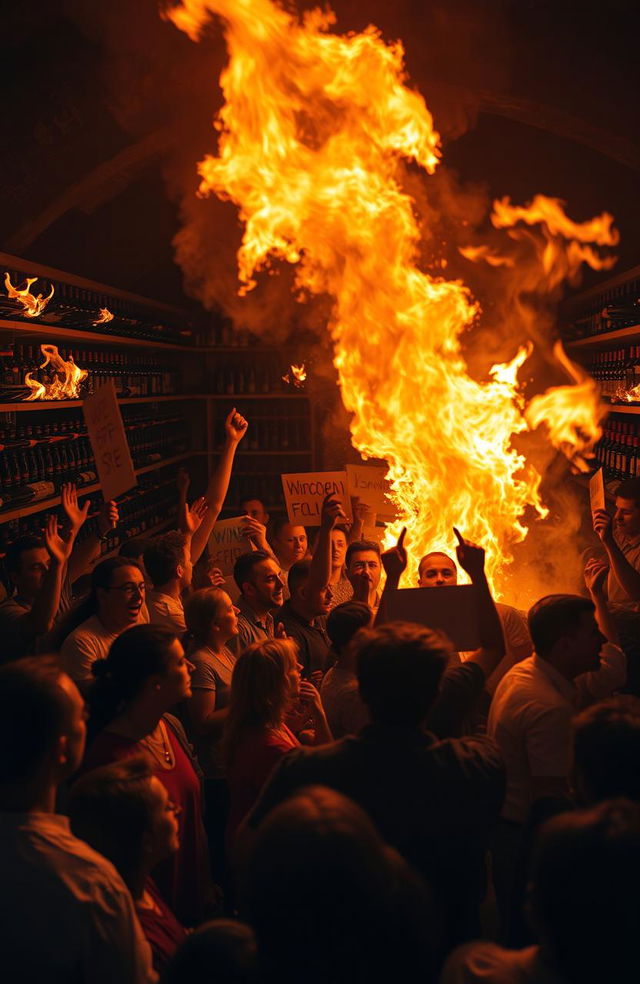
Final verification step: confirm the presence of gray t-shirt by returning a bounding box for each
[188,646,236,778]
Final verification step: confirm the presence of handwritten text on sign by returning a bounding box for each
[281,471,352,525]
[345,463,393,516]
[83,380,136,501]
[208,517,253,575]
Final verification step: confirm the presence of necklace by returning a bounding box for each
[144,721,173,767]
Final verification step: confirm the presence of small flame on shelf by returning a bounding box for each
[614,384,640,404]
[24,344,88,401]
[4,273,54,318]
[93,307,114,325]
[282,363,307,388]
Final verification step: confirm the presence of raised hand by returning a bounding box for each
[225,407,248,445]
[275,621,289,640]
[176,466,191,502]
[44,514,75,565]
[179,497,209,535]
[453,527,486,581]
[241,515,269,548]
[320,492,347,531]
[584,557,609,596]
[205,565,226,588]
[97,499,119,537]
[593,508,614,547]
[381,527,407,583]
[60,483,90,534]
[298,678,324,715]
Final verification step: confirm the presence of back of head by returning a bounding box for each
[233,550,271,594]
[355,621,449,726]
[531,799,640,984]
[185,588,228,648]
[266,515,290,546]
[144,532,187,587]
[118,537,151,562]
[573,696,640,804]
[69,755,155,890]
[224,638,298,763]
[527,594,594,661]
[287,558,311,597]
[345,539,381,570]
[0,657,70,788]
[326,601,372,654]
[164,919,258,984]
[88,624,177,738]
[242,785,436,984]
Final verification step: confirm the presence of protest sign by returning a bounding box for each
[281,471,352,525]
[208,517,253,575]
[385,585,480,651]
[83,380,136,501]
[589,468,606,515]
[346,463,393,516]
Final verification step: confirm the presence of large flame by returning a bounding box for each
[167,0,616,592]
[4,273,54,318]
[24,344,88,401]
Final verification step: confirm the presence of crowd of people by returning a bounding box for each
[1,408,640,982]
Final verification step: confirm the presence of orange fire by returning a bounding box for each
[93,307,114,325]
[24,344,88,401]
[168,0,616,593]
[282,363,306,387]
[4,273,54,318]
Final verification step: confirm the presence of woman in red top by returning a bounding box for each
[83,624,212,927]
[225,637,332,845]
[69,755,187,975]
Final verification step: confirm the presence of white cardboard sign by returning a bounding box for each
[208,517,253,575]
[346,463,393,516]
[83,381,136,501]
[281,471,352,526]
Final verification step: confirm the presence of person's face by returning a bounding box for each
[145,776,180,862]
[213,593,240,640]
[614,497,640,538]
[567,611,607,676]
[248,558,285,609]
[156,639,194,704]
[275,524,308,567]
[347,550,382,591]
[418,554,458,587]
[302,580,334,617]
[285,655,303,701]
[57,673,87,777]
[330,530,348,570]
[13,547,50,598]
[98,565,146,627]
[241,499,270,526]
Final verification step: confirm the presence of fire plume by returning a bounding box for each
[93,307,114,325]
[282,363,306,387]
[4,273,54,318]
[24,344,88,401]
[168,0,615,593]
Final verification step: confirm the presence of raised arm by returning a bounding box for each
[584,557,620,646]
[594,508,640,601]
[375,527,407,625]
[25,514,78,638]
[190,408,248,565]
[308,493,347,593]
[453,527,505,678]
[62,484,119,584]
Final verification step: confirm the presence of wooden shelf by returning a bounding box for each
[0,393,209,413]
[0,317,198,351]
[565,324,640,350]
[0,452,198,523]
[207,393,309,400]
[603,403,640,415]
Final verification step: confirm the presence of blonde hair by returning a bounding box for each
[184,588,229,648]
[224,638,299,766]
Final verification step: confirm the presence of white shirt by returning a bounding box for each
[485,604,533,695]
[147,590,186,634]
[320,666,370,739]
[607,531,640,612]
[60,615,119,684]
[488,644,626,823]
[0,811,156,983]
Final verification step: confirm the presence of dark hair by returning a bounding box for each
[164,919,258,984]
[240,496,266,511]
[573,696,640,804]
[345,539,381,570]
[144,531,188,587]
[118,537,151,561]
[69,755,156,891]
[233,550,272,593]
[241,785,437,984]
[0,657,71,784]
[355,622,449,726]
[4,535,45,575]
[615,477,640,505]
[267,516,305,545]
[418,552,457,579]
[288,558,311,595]
[527,594,595,660]
[88,625,178,737]
[185,588,229,647]
[530,799,640,984]
[50,556,143,648]
[326,602,372,654]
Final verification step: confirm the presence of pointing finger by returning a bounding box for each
[453,527,464,547]
[397,527,407,549]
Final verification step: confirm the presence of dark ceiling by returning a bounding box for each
[2,0,639,309]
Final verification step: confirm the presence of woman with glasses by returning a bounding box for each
[69,755,187,975]
[81,624,214,927]
[59,557,147,692]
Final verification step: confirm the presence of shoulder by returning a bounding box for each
[61,616,103,647]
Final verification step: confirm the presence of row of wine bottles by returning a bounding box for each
[566,279,640,340]
[594,418,640,481]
